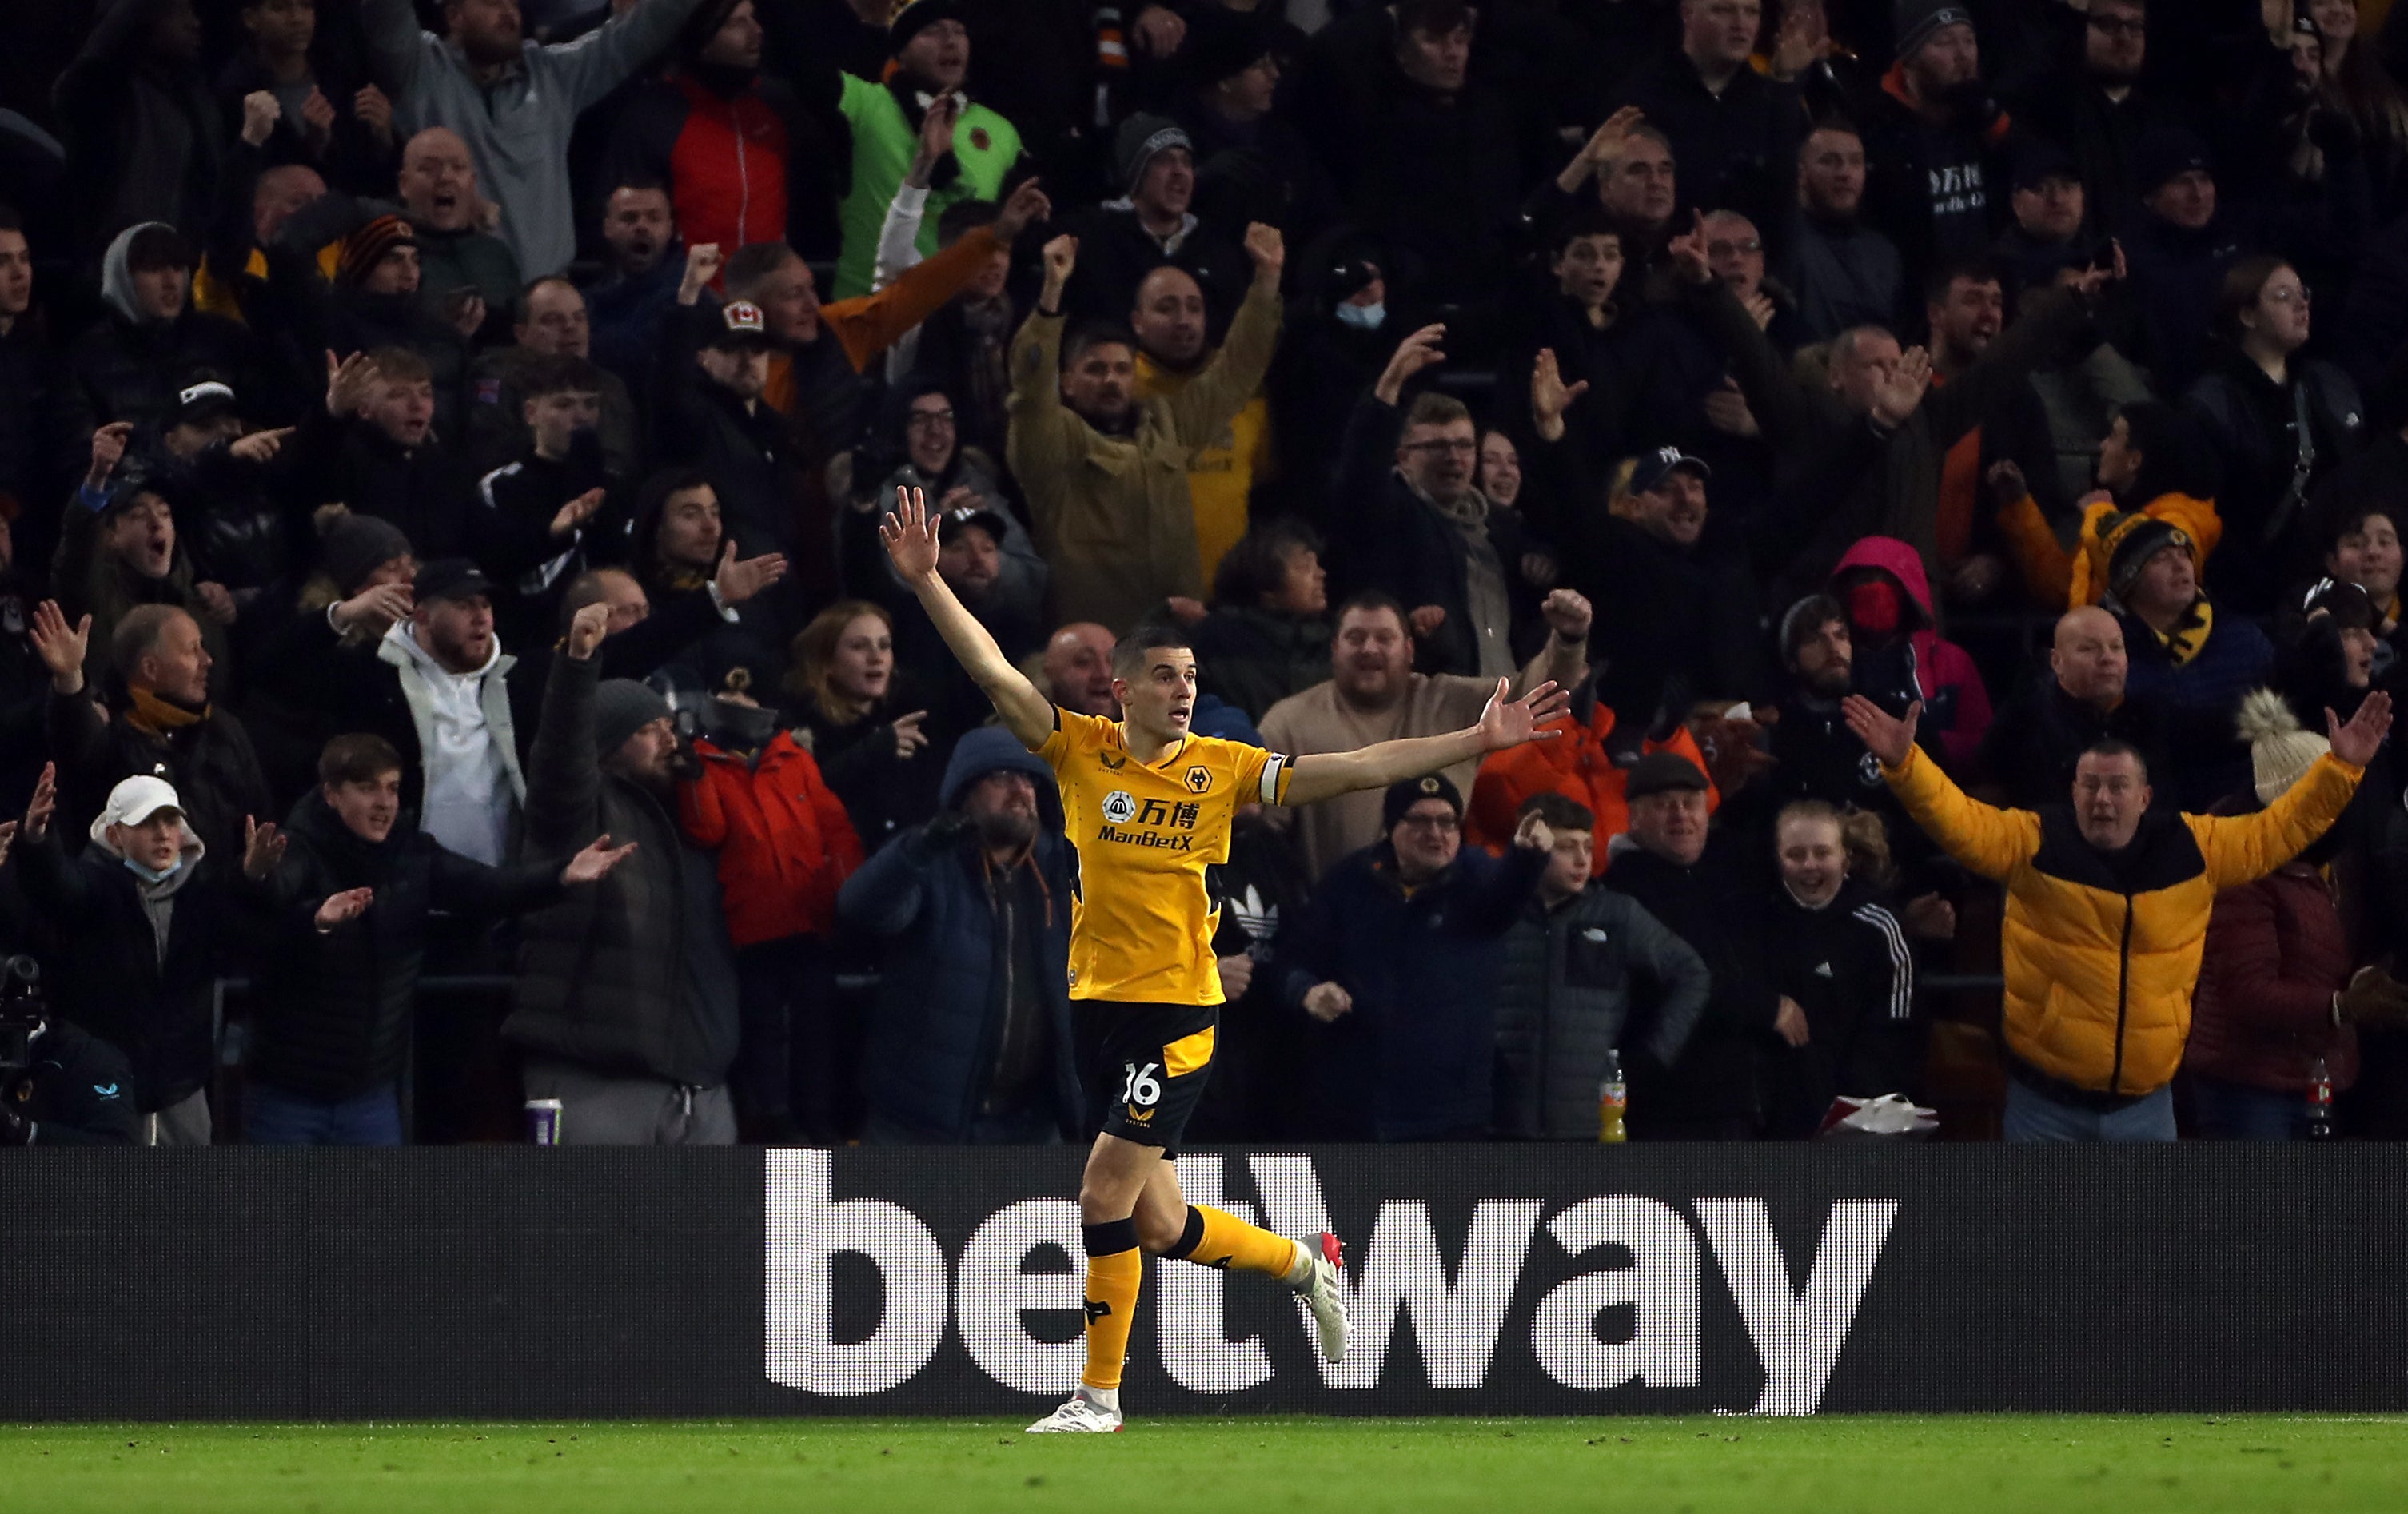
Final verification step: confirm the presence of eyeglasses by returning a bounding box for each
[1707,238,1764,258]
[906,408,957,428]
[1404,440,1478,456]
[1393,814,1457,831]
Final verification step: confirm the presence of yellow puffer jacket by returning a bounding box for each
[1884,745,2362,1096]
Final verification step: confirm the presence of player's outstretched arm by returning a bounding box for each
[882,486,1054,750]
[1282,677,1569,806]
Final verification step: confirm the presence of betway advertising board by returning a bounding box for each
[3,1145,2403,1418]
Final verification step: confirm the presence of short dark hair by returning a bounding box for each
[1111,621,1193,682]
[1781,592,1848,663]
[2081,738,2149,779]
[936,198,1001,247]
[520,353,607,400]
[1924,257,2003,307]
[1804,115,1863,144]
[368,345,432,386]
[111,604,191,686]
[1518,791,1594,834]
[1212,518,1324,608]
[1336,588,1408,628]
[724,241,801,300]
[1549,204,1623,257]
[2318,499,2400,555]
[319,732,405,787]
[1397,0,1473,34]
[1063,320,1138,368]
[1403,391,1472,432]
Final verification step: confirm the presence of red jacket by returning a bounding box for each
[1830,536,1993,771]
[1464,702,1719,874]
[679,733,864,947]
[2185,862,2358,1094]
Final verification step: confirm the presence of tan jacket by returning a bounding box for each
[1006,277,1282,630]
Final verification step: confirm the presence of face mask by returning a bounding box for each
[1848,580,1902,637]
[122,855,182,885]
[1335,301,1386,331]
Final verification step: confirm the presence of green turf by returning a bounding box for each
[3,1415,2406,1514]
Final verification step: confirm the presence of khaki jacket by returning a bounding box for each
[1007,277,1281,630]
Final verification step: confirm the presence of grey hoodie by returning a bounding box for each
[358,0,704,277]
[92,820,207,964]
[99,221,173,327]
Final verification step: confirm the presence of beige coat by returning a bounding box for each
[1006,277,1282,631]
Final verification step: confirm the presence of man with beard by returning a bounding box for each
[604,0,840,265]
[1786,122,1906,345]
[1861,2,2013,279]
[1262,591,1585,881]
[1130,264,1271,586]
[1765,592,1893,811]
[1007,225,1284,631]
[361,0,712,277]
[506,600,745,1143]
[841,725,1082,1144]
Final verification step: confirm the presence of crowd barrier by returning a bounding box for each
[4,1144,2403,1420]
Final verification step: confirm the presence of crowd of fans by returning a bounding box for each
[1,0,2406,1147]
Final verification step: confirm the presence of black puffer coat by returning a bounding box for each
[500,650,740,1087]
[249,790,564,1102]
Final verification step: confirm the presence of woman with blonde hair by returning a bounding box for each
[1760,800,1926,1136]
[780,600,940,850]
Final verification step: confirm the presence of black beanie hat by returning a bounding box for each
[1382,771,1463,831]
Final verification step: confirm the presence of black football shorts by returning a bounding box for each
[1083,1000,1218,1155]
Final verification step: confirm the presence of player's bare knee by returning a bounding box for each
[1134,1206,1186,1255]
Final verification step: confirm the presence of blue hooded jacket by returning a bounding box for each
[839,727,1083,1140]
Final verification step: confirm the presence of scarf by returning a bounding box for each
[1409,478,1513,680]
[2146,596,2215,667]
[126,686,209,736]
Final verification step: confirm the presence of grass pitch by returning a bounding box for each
[2,1414,2405,1513]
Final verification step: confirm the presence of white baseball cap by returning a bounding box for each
[89,775,185,845]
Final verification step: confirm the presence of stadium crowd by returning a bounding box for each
[0,0,2406,1148]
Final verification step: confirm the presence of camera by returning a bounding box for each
[0,954,45,1074]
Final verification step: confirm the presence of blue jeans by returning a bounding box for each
[2003,1078,2177,1143]
[244,1083,405,1146]
[2188,1076,2309,1141]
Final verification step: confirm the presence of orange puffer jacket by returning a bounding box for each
[679,733,865,947]
[1464,702,1720,874]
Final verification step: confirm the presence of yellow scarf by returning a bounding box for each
[126,687,209,736]
[2147,598,2215,667]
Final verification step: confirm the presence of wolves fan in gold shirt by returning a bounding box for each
[883,486,1569,1433]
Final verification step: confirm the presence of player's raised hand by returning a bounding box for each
[881,485,942,585]
[1477,678,1570,751]
[1841,695,1920,769]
